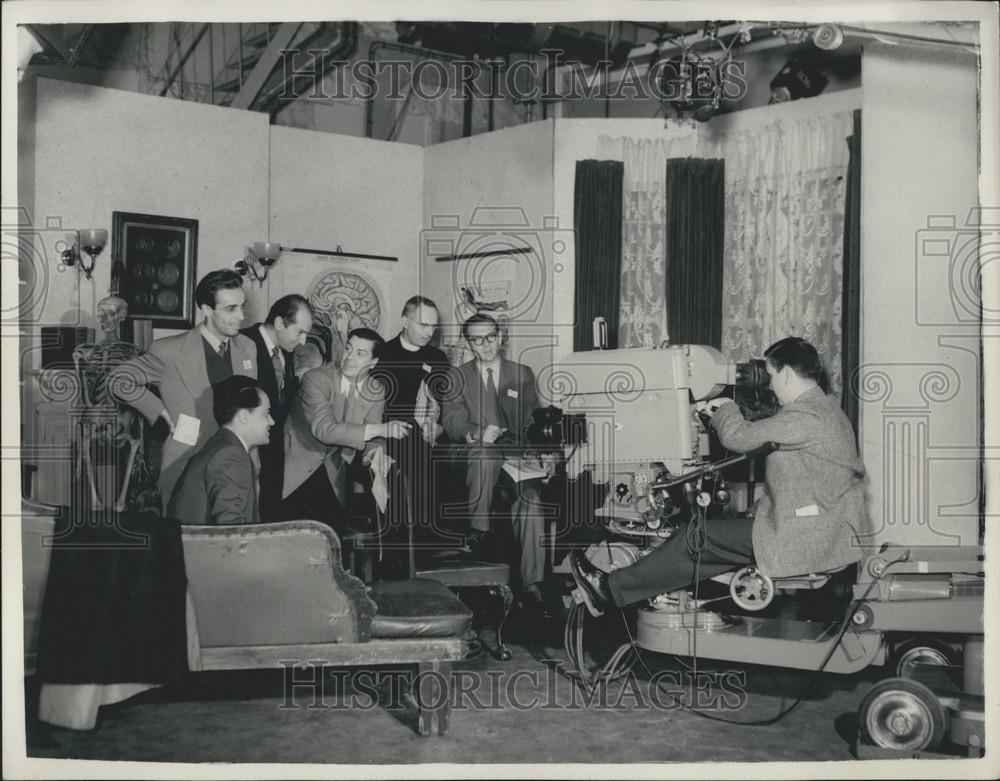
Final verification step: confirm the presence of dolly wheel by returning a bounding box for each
[859,677,948,752]
[729,566,774,612]
[891,638,958,679]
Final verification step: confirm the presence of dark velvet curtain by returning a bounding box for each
[664,157,725,348]
[573,160,623,350]
[841,110,862,433]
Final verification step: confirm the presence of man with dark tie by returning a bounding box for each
[168,375,273,525]
[442,313,550,613]
[111,270,258,507]
[283,328,411,535]
[240,294,314,521]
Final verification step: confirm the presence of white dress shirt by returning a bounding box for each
[199,324,228,355]
[259,324,285,371]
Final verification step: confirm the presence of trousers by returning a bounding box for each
[494,472,550,589]
[607,516,755,607]
[283,467,346,537]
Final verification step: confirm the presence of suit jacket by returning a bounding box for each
[110,327,258,507]
[240,323,297,521]
[283,363,385,504]
[167,427,260,525]
[442,357,539,444]
[713,387,871,578]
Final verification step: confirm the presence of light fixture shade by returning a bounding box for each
[253,241,281,262]
[79,229,108,251]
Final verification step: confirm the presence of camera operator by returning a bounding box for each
[570,337,870,615]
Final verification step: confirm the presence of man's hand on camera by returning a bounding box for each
[696,397,735,417]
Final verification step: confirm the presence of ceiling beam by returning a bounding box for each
[231,22,302,111]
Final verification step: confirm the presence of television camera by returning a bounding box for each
[549,344,984,758]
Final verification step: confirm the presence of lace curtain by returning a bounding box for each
[597,128,700,347]
[721,114,852,393]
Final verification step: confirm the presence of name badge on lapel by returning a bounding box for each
[243,359,253,370]
[507,389,519,399]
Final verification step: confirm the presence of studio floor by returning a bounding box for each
[24,601,896,767]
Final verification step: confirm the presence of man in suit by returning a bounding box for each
[240,294,314,521]
[283,328,412,534]
[442,313,551,613]
[111,270,257,507]
[570,337,871,616]
[168,375,273,525]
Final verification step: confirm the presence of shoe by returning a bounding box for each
[569,550,611,618]
[520,584,554,620]
[462,529,490,556]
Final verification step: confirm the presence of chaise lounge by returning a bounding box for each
[23,502,477,736]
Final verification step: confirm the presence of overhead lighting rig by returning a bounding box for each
[654,22,749,122]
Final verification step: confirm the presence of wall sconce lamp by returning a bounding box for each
[61,228,108,280]
[235,241,282,286]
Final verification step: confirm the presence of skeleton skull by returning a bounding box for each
[96,295,128,338]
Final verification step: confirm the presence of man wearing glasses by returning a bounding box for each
[442,313,551,616]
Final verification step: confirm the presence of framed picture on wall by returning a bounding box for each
[112,211,198,328]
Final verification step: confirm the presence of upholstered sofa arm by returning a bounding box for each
[181,520,377,648]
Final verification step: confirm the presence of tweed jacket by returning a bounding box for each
[168,427,260,525]
[713,387,870,577]
[283,363,385,503]
[110,327,258,505]
[441,357,539,444]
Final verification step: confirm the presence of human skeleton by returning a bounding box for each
[71,296,144,511]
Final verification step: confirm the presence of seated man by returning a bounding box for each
[571,337,870,616]
[283,328,411,534]
[168,375,273,525]
[442,313,552,614]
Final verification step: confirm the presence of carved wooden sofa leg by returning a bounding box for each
[416,660,453,737]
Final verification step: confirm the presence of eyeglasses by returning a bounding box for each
[468,333,498,346]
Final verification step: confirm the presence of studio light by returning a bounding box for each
[61,228,108,280]
[235,241,282,286]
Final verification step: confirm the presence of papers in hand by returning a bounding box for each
[502,458,548,483]
[369,448,394,513]
[172,413,201,446]
[414,378,440,443]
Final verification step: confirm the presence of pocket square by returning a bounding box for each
[794,503,820,517]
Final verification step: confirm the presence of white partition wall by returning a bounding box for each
[860,43,981,548]
[422,120,556,384]
[268,125,423,333]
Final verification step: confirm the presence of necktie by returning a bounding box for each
[249,449,261,521]
[341,381,357,463]
[218,340,228,359]
[271,346,284,404]
[483,367,501,427]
